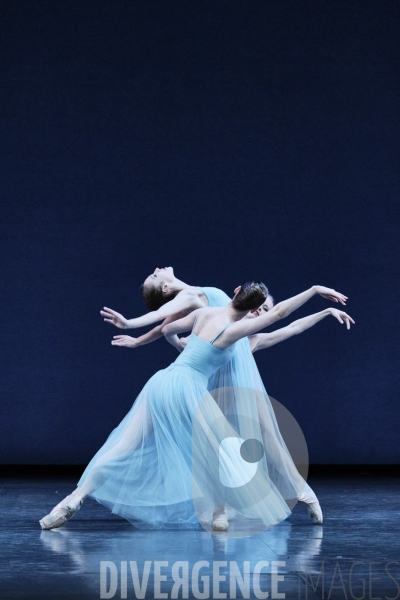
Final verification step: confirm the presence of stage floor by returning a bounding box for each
[1,475,400,599]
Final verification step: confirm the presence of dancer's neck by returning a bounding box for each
[223,303,249,322]
[169,278,193,293]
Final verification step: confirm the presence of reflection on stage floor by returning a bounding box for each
[1,475,399,599]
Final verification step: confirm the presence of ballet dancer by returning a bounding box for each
[102,268,348,523]
[39,282,353,532]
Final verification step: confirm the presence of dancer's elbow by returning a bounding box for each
[289,324,301,335]
[274,306,286,319]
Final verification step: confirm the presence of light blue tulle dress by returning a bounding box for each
[77,287,312,531]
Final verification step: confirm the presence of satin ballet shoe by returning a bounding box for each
[50,492,76,514]
[198,512,210,528]
[298,492,323,525]
[39,498,83,530]
[212,510,229,532]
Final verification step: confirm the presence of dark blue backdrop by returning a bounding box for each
[1,1,399,464]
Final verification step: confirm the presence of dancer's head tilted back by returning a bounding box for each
[232,281,269,312]
[141,267,178,311]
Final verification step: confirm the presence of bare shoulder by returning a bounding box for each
[193,306,214,321]
[193,306,222,330]
[222,319,253,345]
[184,288,209,308]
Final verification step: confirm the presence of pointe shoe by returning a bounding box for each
[39,498,83,530]
[212,511,229,532]
[198,512,210,528]
[298,492,323,525]
[50,492,75,513]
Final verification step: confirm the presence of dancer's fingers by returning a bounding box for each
[341,312,355,325]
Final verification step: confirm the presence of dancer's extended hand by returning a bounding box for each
[101,307,128,329]
[111,335,140,347]
[315,286,348,305]
[329,308,355,330]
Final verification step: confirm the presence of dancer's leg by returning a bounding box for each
[255,396,322,523]
[40,403,152,528]
[75,403,151,500]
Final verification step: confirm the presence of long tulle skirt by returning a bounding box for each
[78,338,312,533]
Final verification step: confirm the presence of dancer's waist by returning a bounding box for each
[166,363,210,380]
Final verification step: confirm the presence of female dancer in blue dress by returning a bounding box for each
[101,268,349,523]
[39,281,353,532]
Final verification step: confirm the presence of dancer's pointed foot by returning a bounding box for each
[39,497,83,530]
[298,492,323,525]
[212,508,229,532]
[50,492,76,513]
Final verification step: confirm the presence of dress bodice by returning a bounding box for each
[174,333,235,379]
[174,286,235,378]
[200,286,231,308]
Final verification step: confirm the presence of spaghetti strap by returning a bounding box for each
[209,323,231,345]
[193,312,200,329]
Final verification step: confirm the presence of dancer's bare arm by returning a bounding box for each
[162,310,201,351]
[111,312,188,348]
[223,285,349,346]
[250,308,355,353]
[273,285,347,320]
[179,336,190,350]
[101,290,203,330]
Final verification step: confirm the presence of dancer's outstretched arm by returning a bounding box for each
[225,294,352,346]
[101,290,203,330]
[162,309,201,351]
[162,305,284,349]
[272,285,347,320]
[162,285,349,348]
[111,312,187,348]
[168,304,353,354]
[250,308,355,353]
